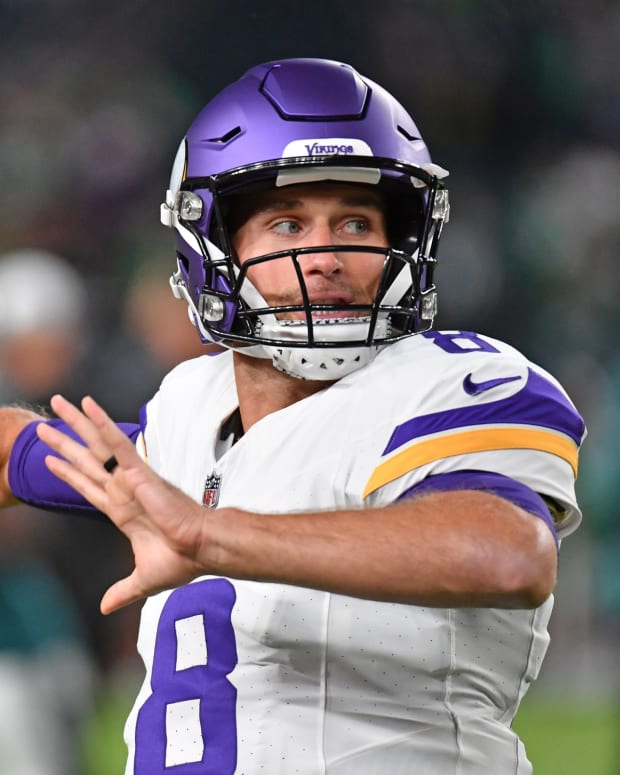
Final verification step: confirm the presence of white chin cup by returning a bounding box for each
[267,344,382,380]
[258,316,389,380]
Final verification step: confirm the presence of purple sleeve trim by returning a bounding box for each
[397,469,558,546]
[8,418,141,519]
[139,402,148,434]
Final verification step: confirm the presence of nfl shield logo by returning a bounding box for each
[202,473,222,508]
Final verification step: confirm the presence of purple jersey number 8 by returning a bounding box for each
[133,578,238,774]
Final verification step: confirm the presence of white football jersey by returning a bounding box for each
[124,330,585,775]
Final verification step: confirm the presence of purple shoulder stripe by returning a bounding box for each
[139,402,148,434]
[397,469,558,545]
[8,418,141,519]
[385,368,585,456]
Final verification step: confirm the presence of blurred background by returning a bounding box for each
[0,0,618,772]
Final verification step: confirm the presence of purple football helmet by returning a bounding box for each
[161,58,450,379]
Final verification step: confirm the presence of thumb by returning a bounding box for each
[100,571,145,615]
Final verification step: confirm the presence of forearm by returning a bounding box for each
[202,490,558,609]
[32,395,559,614]
[0,406,46,507]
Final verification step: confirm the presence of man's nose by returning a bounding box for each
[298,225,342,275]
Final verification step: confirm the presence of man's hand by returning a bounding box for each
[37,395,211,614]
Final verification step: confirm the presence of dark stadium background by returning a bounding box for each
[1,1,618,772]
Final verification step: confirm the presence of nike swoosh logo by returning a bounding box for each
[463,373,522,396]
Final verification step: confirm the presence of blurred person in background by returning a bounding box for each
[0,249,95,774]
[0,249,88,405]
[503,147,620,684]
[92,256,215,421]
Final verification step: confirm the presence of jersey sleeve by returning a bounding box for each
[362,364,586,538]
[8,418,142,517]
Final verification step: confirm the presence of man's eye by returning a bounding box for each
[272,220,301,235]
[343,219,368,235]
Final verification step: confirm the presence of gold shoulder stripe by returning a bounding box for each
[363,427,579,499]
[136,432,149,465]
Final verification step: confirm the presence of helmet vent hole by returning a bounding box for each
[207,126,242,144]
[397,125,420,142]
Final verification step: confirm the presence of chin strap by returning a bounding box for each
[266,341,384,380]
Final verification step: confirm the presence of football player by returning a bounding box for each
[0,58,585,774]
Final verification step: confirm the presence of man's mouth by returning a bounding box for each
[273,291,357,319]
[306,296,355,318]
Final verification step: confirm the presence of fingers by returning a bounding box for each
[79,395,142,469]
[37,421,110,487]
[44,451,109,512]
[43,394,143,473]
[37,393,147,512]
[47,394,114,466]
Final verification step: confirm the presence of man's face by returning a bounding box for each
[231,182,389,320]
